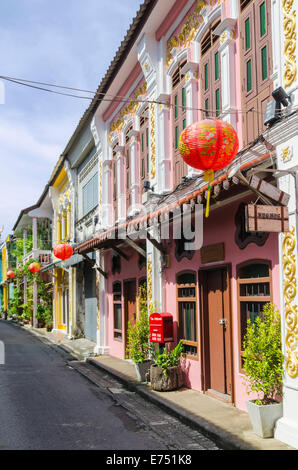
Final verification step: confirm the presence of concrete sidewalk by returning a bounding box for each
[87,355,294,451]
[12,321,294,451]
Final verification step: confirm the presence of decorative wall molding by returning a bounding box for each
[283,226,298,378]
[282,0,297,88]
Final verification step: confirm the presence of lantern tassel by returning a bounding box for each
[203,170,214,218]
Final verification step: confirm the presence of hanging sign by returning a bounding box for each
[249,175,290,206]
[245,204,289,233]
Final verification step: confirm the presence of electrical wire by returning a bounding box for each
[0,73,297,118]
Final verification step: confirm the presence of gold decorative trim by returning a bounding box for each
[150,102,156,180]
[166,0,225,67]
[109,82,147,134]
[283,226,298,378]
[283,0,297,88]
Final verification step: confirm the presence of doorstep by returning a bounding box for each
[88,355,294,451]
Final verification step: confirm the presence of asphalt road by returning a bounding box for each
[0,320,221,451]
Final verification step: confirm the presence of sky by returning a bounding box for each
[0,0,144,240]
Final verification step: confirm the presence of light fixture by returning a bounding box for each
[272,86,291,107]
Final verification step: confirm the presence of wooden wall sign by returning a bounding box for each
[245,204,289,233]
[200,242,225,264]
[249,175,290,206]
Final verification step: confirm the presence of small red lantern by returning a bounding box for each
[7,270,15,279]
[28,262,41,274]
[53,243,73,261]
[179,119,239,217]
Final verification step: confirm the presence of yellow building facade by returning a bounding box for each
[50,166,73,336]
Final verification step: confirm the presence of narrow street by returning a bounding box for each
[0,320,221,451]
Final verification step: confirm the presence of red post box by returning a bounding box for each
[149,312,174,343]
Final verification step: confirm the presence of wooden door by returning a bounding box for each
[200,267,232,398]
[124,280,137,350]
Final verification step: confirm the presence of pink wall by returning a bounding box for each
[105,247,146,359]
[163,196,280,411]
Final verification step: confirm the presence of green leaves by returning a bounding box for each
[154,340,185,376]
[126,283,155,364]
[242,303,283,405]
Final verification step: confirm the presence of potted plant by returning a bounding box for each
[150,340,185,391]
[242,303,284,438]
[126,283,154,382]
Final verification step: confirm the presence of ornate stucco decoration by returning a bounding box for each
[109,82,147,137]
[282,0,297,88]
[166,0,225,67]
[283,226,298,378]
[149,102,156,179]
[281,145,293,163]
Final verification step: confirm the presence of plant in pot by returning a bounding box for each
[150,340,185,392]
[242,302,284,438]
[126,283,155,382]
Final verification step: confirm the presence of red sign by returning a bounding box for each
[149,312,174,343]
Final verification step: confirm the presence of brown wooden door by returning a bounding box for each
[124,279,137,350]
[200,267,232,398]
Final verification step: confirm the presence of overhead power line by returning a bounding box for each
[0,73,296,118]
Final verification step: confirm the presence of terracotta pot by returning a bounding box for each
[150,364,184,391]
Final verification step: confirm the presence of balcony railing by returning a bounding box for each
[23,250,52,265]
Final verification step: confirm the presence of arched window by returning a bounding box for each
[113,281,122,340]
[200,20,221,119]
[125,126,133,216]
[172,59,188,187]
[237,260,272,370]
[240,0,273,146]
[140,107,149,193]
[112,142,118,223]
[176,271,198,358]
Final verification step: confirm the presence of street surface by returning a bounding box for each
[0,320,221,450]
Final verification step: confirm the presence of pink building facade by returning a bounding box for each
[74,0,298,445]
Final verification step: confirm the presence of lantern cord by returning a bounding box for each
[1,74,296,118]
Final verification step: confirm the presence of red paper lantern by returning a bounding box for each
[7,270,15,279]
[28,262,41,274]
[53,243,73,261]
[179,119,239,217]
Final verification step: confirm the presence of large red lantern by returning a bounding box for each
[7,270,15,279]
[28,262,41,274]
[53,243,73,261]
[179,119,239,217]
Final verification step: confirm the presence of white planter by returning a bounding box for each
[134,360,152,382]
[246,400,283,438]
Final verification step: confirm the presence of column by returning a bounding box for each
[156,96,171,193]
[94,249,109,355]
[102,160,113,228]
[275,135,298,448]
[129,131,141,214]
[116,147,126,222]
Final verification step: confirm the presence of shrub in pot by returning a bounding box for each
[150,340,185,391]
[126,283,154,382]
[242,303,284,438]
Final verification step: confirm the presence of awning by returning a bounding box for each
[40,259,62,272]
[74,152,272,255]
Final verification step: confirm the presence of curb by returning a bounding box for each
[87,357,255,451]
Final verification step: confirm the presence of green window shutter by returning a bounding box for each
[260,2,266,37]
[205,98,209,118]
[215,52,219,80]
[246,59,252,91]
[182,87,186,111]
[215,89,220,116]
[175,126,179,149]
[147,153,149,174]
[141,133,144,152]
[175,95,178,118]
[183,119,186,130]
[204,63,208,90]
[141,159,145,178]
[245,18,250,50]
[261,46,268,80]
[146,127,149,147]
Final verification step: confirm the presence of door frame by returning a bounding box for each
[123,278,137,356]
[198,263,234,404]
